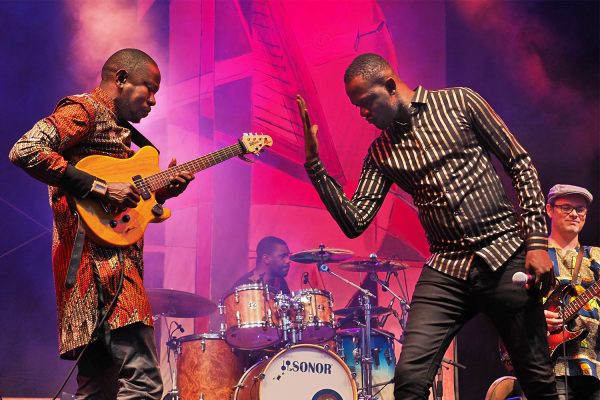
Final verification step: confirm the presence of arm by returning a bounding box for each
[297,94,391,238]
[305,157,392,238]
[463,88,553,293]
[9,100,140,207]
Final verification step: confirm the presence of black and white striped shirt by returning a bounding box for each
[305,86,547,279]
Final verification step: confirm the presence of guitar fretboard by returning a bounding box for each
[143,142,244,191]
[563,280,600,320]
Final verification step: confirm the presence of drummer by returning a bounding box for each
[231,236,292,295]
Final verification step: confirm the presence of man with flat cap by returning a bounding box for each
[544,184,600,399]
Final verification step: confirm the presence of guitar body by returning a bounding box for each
[73,146,171,247]
[71,134,273,247]
[545,283,589,358]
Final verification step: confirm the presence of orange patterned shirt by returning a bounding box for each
[9,87,153,359]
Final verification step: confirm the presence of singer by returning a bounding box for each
[298,53,557,399]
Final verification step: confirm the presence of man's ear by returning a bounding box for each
[545,203,553,218]
[384,77,397,95]
[116,70,128,87]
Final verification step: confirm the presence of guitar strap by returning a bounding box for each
[571,246,585,286]
[121,121,160,153]
[64,123,159,289]
[65,211,86,289]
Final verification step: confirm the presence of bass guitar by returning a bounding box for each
[73,133,272,247]
[545,279,600,358]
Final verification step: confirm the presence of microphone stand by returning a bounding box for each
[319,263,376,399]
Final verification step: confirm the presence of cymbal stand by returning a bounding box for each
[318,263,377,399]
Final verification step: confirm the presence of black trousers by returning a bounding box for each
[394,249,558,399]
[556,375,600,400]
[76,323,163,400]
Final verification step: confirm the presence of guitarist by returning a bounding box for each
[544,184,600,399]
[9,49,194,399]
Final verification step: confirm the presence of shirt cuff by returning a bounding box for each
[304,158,325,178]
[524,234,548,251]
[59,164,96,198]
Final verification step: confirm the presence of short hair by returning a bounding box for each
[101,48,157,81]
[256,236,287,259]
[344,53,392,84]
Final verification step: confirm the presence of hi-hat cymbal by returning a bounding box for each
[335,306,393,317]
[147,288,217,318]
[338,258,413,272]
[290,247,354,264]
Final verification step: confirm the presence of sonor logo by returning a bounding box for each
[280,359,332,375]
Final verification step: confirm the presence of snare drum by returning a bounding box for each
[292,289,336,343]
[177,333,245,400]
[337,328,396,400]
[221,283,281,349]
[233,344,357,400]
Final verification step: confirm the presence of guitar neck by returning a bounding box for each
[563,279,600,320]
[145,142,244,191]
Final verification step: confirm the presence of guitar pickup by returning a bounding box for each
[132,175,151,200]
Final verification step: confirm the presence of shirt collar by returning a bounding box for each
[548,238,580,252]
[90,87,118,118]
[411,85,428,106]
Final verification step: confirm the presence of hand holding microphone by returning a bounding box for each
[511,271,536,290]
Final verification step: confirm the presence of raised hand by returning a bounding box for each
[296,94,319,162]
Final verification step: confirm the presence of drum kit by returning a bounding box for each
[151,245,418,400]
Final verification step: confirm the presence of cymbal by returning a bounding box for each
[335,306,393,317]
[290,247,354,264]
[337,258,412,272]
[147,288,217,318]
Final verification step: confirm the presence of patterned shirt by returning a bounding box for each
[549,243,600,378]
[9,87,153,359]
[305,86,547,279]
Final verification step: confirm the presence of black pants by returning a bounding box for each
[394,249,558,399]
[556,375,600,400]
[76,323,163,400]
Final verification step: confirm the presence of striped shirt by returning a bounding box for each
[305,86,547,279]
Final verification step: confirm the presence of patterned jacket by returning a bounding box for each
[9,87,153,359]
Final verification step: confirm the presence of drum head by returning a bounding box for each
[259,345,356,400]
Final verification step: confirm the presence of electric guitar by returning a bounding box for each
[73,133,272,247]
[545,279,600,358]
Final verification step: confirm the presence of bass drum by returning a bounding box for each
[233,344,357,400]
[177,333,245,400]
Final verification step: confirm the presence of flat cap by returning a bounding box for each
[548,184,593,204]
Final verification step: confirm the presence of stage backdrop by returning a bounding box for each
[0,1,597,399]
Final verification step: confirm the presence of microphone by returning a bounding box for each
[302,272,309,285]
[175,322,185,333]
[512,271,535,289]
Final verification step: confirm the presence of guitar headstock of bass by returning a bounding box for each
[239,132,273,155]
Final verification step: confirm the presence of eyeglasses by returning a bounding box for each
[552,203,588,216]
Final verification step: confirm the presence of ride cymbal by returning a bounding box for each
[290,247,354,264]
[147,288,217,318]
[337,258,411,272]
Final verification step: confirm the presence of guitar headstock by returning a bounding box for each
[240,132,273,155]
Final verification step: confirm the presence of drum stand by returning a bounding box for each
[164,337,181,400]
[318,263,378,399]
